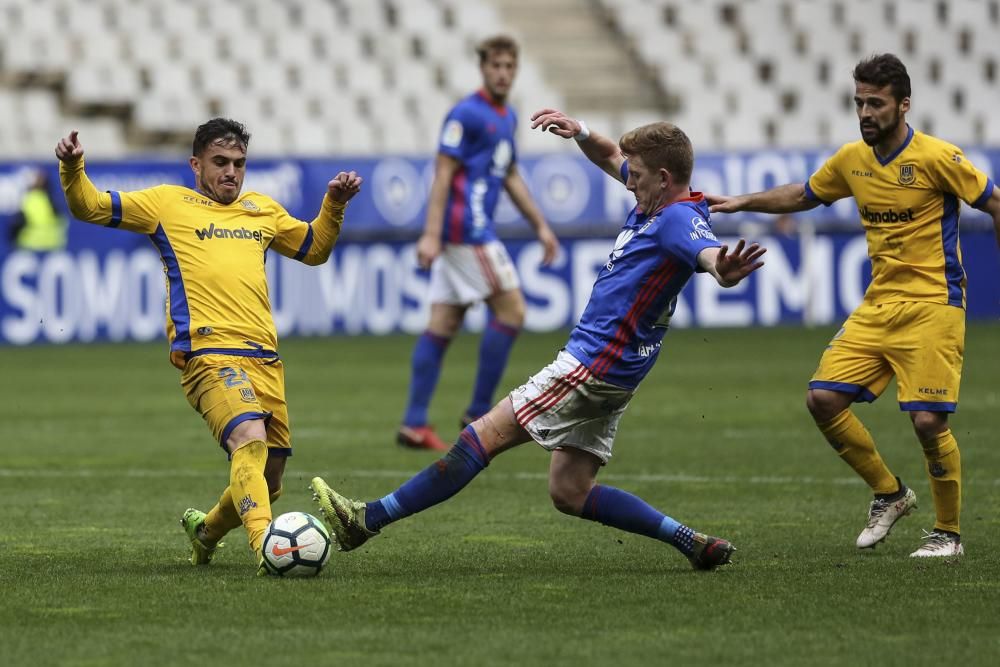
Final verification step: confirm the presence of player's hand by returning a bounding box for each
[537,225,559,265]
[415,233,441,269]
[706,193,742,214]
[714,238,766,287]
[328,171,362,203]
[55,130,84,164]
[529,108,582,139]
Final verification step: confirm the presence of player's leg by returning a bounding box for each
[807,306,914,548]
[807,387,902,495]
[224,419,273,557]
[312,397,532,551]
[549,448,732,570]
[464,241,524,425]
[179,356,280,567]
[464,288,524,424]
[398,302,466,451]
[908,410,962,557]
[891,303,965,557]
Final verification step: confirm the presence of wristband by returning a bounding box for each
[574,120,590,142]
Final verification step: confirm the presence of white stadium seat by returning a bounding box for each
[0,0,998,156]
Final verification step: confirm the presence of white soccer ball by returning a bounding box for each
[260,511,332,577]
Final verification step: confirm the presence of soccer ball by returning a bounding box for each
[260,511,332,577]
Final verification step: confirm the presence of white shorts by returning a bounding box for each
[429,241,520,306]
[509,350,634,463]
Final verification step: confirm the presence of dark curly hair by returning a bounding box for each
[192,118,251,156]
[854,54,911,102]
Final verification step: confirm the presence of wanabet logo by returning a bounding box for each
[194,222,263,243]
[859,206,916,224]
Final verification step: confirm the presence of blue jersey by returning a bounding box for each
[437,90,517,244]
[565,163,721,390]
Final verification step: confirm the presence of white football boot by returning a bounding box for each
[910,530,964,558]
[856,487,917,548]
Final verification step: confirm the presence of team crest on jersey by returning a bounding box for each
[898,164,916,185]
[441,119,463,148]
[241,199,260,212]
[240,388,256,403]
[952,153,963,164]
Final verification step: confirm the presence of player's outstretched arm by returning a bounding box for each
[287,170,364,266]
[55,130,112,225]
[530,108,625,182]
[697,239,766,288]
[707,184,819,215]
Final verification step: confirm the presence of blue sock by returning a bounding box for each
[402,331,451,427]
[466,318,519,418]
[581,484,697,556]
[365,426,490,532]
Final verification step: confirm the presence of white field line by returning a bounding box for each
[1,468,999,486]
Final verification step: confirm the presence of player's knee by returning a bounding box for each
[910,411,947,440]
[548,479,586,516]
[268,485,282,503]
[806,389,841,422]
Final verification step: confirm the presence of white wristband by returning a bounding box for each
[574,120,590,142]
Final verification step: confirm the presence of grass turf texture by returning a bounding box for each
[2,324,999,666]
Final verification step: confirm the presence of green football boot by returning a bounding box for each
[309,477,378,552]
[180,508,222,565]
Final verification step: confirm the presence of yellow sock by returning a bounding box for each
[818,409,898,495]
[203,485,282,543]
[920,429,961,534]
[203,487,241,543]
[229,439,272,554]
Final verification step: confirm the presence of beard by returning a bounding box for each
[202,177,239,204]
[859,114,901,146]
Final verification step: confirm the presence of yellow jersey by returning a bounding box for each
[806,126,994,307]
[60,159,345,362]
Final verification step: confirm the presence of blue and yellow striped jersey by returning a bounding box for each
[805,126,994,307]
[60,159,345,362]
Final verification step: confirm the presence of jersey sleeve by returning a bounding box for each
[930,145,995,210]
[661,209,721,270]
[805,146,853,205]
[269,194,345,266]
[59,160,162,234]
[438,103,478,160]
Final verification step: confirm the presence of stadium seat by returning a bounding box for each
[1,0,998,156]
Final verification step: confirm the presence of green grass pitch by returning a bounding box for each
[2,323,999,666]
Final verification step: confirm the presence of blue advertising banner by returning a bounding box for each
[2,232,998,346]
[2,150,998,345]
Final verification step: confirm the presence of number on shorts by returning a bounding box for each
[219,367,250,387]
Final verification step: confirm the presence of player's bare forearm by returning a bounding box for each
[505,172,559,264]
[576,132,625,182]
[504,171,544,231]
[710,183,819,215]
[422,154,459,239]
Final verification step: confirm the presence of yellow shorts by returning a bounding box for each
[809,301,965,412]
[180,354,292,457]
